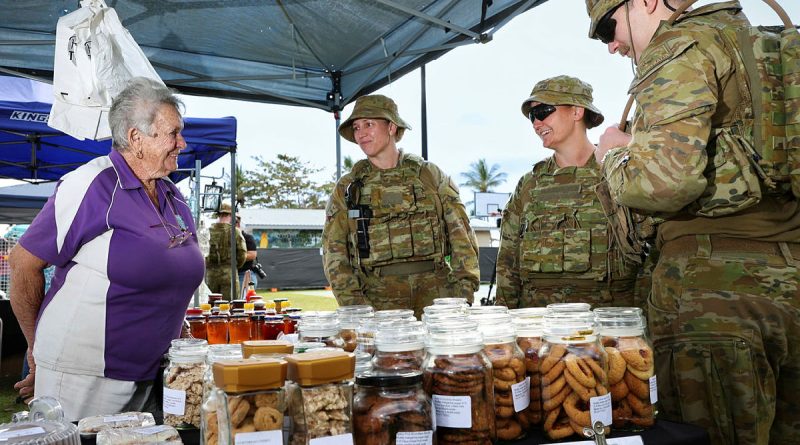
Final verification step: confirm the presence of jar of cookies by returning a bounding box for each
[163,343,208,429]
[337,305,374,353]
[298,311,345,349]
[372,321,426,373]
[202,345,242,445]
[212,358,288,445]
[509,307,547,428]
[594,307,655,430]
[285,350,356,445]
[538,311,610,441]
[472,313,528,441]
[353,371,433,445]
[422,320,495,445]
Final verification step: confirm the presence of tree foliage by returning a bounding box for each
[239,154,329,208]
[459,158,507,192]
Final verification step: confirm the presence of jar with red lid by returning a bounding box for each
[208,293,223,306]
[263,315,284,340]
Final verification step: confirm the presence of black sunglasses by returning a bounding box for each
[528,104,557,123]
[596,3,624,44]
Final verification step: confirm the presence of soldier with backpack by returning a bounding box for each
[584,0,800,443]
[322,95,480,317]
[205,202,246,300]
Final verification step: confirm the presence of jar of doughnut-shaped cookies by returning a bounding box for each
[594,307,655,430]
[539,311,610,441]
[211,358,288,445]
[285,350,356,445]
[373,321,426,373]
[471,313,529,441]
[337,305,375,353]
[509,307,547,428]
[423,320,495,445]
[201,345,242,445]
[353,371,433,445]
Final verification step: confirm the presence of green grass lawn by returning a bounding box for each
[255,289,339,311]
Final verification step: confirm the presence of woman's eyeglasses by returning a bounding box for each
[150,187,193,248]
[528,104,557,123]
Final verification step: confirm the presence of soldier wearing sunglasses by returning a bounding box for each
[495,75,641,310]
[585,1,800,443]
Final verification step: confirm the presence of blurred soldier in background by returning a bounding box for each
[585,0,800,443]
[322,94,480,316]
[205,202,246,300]
[496,75,641,309]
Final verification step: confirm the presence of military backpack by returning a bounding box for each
[208,222,233,266]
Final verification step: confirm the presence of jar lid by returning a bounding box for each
[231,312,249,319]
[170,338,208,349]
[336,305,374,316]
[219,304,231,311]
[467,305,508,316]
[294,342,326,353]
[213,358,287,392]
[356,371,422,387]
[432,297,468,306]
[593,307,645,334]
[285,350,355,385]
[185,315,206,321]
[242,340,294,358]
[374,309,414,320]
[213,300,229,307]
[273,298,288,303]
[200,303,212,311]
[186,308,203,316]
[547,302,592,313]
[284,307,302,313]
[244,303,255,311]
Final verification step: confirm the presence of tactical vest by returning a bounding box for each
[518,157,635,282]
[346,154,446,269]
[207,222,232,267]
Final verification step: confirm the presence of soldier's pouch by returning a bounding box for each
[388,219,413,259]
[521,229,564,273]
[563,228,591,273]
[690,128,762,217]
[653,329,764,442]
[410,216,436,257]
[367,222,393,263]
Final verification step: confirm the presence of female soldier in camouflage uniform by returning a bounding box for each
[585,1,800,443]
[495,75,640,309]
[322,95,480,317]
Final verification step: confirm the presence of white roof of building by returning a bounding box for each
[239,208,496,232]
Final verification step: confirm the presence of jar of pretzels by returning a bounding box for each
[422,320,495,445]
[163,342,208,429]
[471,313,529,441]
[538,311,610,441]
[594,307,656,431]
[211,358,288,445]
[353,371,433,445]
[509,307,548,428]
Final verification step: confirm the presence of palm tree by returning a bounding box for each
[460,159,507,192]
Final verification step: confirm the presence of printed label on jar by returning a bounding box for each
[589,392,612,426]
[396,431,433,445]
[235,430,283,444]
[649,375,658,404]
[512,376,531,412]
[102,414,140,423]
[162,387,186,415]
[309,433,354,445]
[134,425,173,435]
[432,394,471,428]
[0,427,46,440]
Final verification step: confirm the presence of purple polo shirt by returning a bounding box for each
[20,150,205,381]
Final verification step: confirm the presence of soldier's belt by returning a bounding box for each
[530,277,635,289]
[662,235,800,263]
[372,260,436,276]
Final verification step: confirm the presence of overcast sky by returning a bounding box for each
[177,0,797,206]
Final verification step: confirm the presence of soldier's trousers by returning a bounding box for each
[649,234,800,445]
[361,270,453,318]
[205,268,241,301]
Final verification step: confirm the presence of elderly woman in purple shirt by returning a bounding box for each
[9,77,205,421]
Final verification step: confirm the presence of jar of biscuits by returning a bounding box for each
[163,343,208,429]
[509,307,547,428]
[353,371,433,445]
[298,311,345,349]
[201,345,242,445]
[539,311,610,441]
[337,305,374,353]
[372,321,426,373]
[285,350,356,445]
[212,358,288,445]
[472,313,528,441]
[594,307,655,430]
[423,320,495,445]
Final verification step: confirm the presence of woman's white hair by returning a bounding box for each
[108,77,184,151]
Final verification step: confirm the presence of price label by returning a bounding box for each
[649,375,658,404]
[235,430,283,444]
[511,376,531,412]
[432,395,471,428]
[162,387,186,415]
[589,392,612,427]
[396,431,433,445]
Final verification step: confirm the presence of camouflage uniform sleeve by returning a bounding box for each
[321,179,365,306]
[235,228,247,269]
[495,176,526,309]
[428,164,480,300]
[604,40,720,213]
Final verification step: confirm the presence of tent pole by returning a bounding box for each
[421,65,428,161]
[193,159,201,307]
[335,111,342,179]
[230,149,238,300]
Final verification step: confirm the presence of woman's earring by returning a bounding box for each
[136,151,144,159]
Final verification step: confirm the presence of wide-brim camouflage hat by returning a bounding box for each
[586,0,627,39]
[216,201,232,216]
[338,94,412,143]
[521,75,605,129]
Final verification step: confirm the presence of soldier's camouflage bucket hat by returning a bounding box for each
[521,75,605,129]
[338,94,412,143]
[586,0,627,40]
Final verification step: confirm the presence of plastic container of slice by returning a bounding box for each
[77,412,155,438]
[96,424,181,445]
[0,420,79,445]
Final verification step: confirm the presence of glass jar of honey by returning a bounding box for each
[228,312,251,344]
